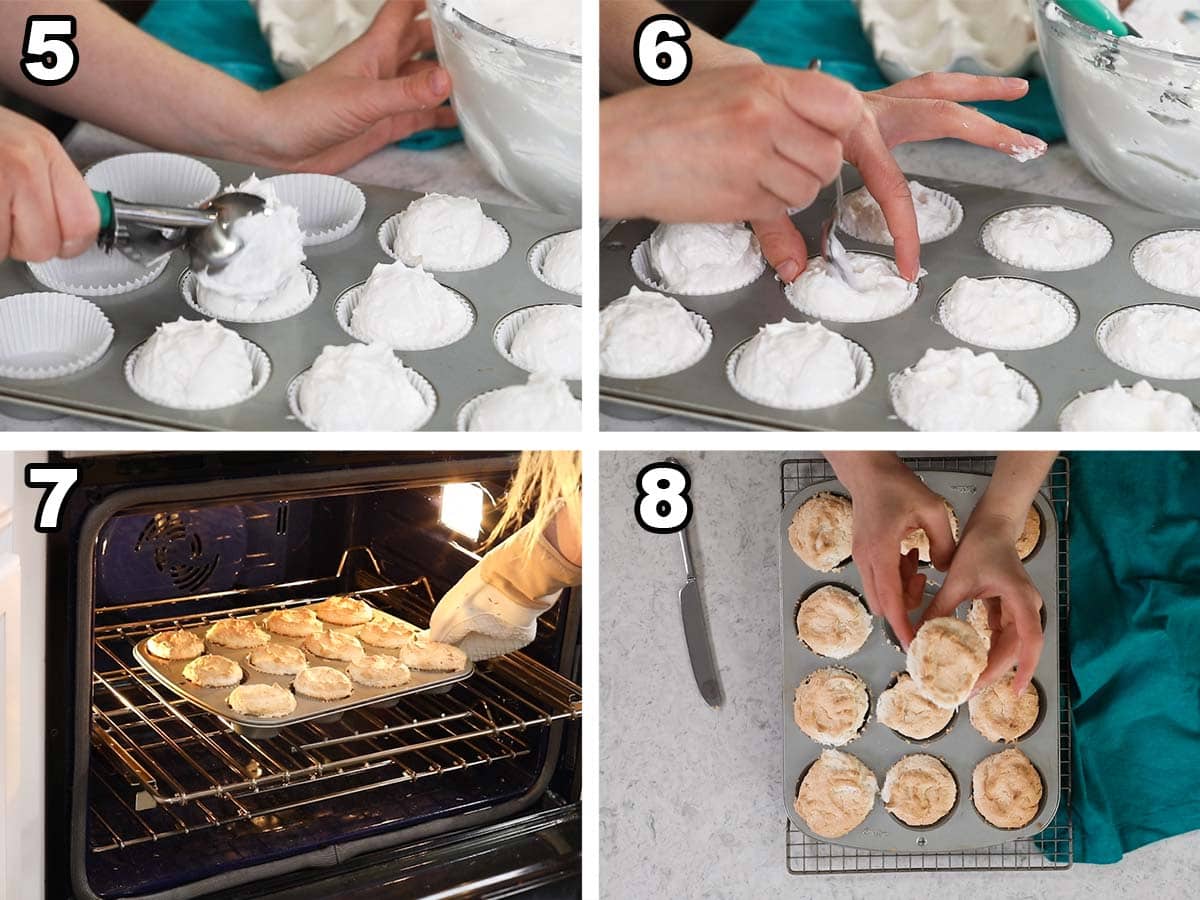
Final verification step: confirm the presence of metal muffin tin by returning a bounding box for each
[780,469,1061,851]
[133,599,474,739]
[0,156,579,430]
[601,170,1200,430]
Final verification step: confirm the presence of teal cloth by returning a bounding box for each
[1062,451,1200,863]
[724,0,1065,142]
[138,0,461,150]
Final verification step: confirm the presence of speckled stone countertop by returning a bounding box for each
[599,450,1200,898]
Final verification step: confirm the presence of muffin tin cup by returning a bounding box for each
[0,292,114,380]
[599,308,713,380]
[1096,303,1200,381]
[28,245,169,297]
[630,237,767,296]
[286,363,437,432]
[180,265,319,324]
[377,211,510,272]
[124,336,271,411]
[934,277,1078,351]
[334,281,476,351]
[529,231,582,294]
[725,333,874,411]
[132,600,474,739]
[84,152,220,208]
[781,469,1062,851]
[264,173,366,246]
[889,358,1040,432]
[837,184,964,246]
[493,303,583,380]
[1130,229,1200,298]
[979,205,1113,272]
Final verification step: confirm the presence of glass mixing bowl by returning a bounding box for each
[428,0,581,219]
[1032,0,1200,217]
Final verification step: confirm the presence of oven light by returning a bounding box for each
[440,482,484,541]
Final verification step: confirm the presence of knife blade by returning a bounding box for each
[669,459,723,708]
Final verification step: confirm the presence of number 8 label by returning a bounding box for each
[634,15,693,86]
[635,461,692,534]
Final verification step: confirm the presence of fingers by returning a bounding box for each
[9,160,61,263]
[364,67,453,116]
[971,625,1020,697]
[872,554,915,650]
[1009,589,1045,694]
[923,573,970,624]
[882,97,1047,160]
[777,69,865,142]
[750,214,808,283]
[48,149,99,259]
[916,502,957,572]
[879,72,1029,103]
[848,121,920,280]
[901,549,927,611]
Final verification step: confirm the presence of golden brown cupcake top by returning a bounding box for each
[794,749,878,838]
[796,586,872,658]
[907,616,988,709]
[793,667,870,746]
[968,670,1039,742]
[787,493,853,572]
[972,748,1043,828]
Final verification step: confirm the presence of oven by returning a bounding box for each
[1,451,582,899]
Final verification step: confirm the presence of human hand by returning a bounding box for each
[921,514,1045,695]
[600,64,863,223]
[753,73,1048,283]
[253,0,456,173]
[0,107,98,263]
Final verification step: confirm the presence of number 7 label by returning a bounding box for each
[24,464,79,533]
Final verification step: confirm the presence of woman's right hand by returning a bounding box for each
[600,63,863,223]
[0,107,98,262]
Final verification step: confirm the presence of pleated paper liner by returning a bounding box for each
[180,265,318,324]
[265,173,366,246]
[334,281,475,351]
[85,152,219,208]
[528,230,582,294]
[287,360,437,432]
[377,210,509,272]
[124,335,271,410]
[493,303,582,379]
[0,292,113,379]
[725,332,874,410]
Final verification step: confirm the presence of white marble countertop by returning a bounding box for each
[600,140,1124,432]
[599,450,1200,898]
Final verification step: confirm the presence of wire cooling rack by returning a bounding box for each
[781,455,1073,873]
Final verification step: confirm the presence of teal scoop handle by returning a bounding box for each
[1053,0,1135,37]
[92,189,113,231]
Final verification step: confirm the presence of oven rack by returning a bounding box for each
[89,580,581,853]
[780,455,1073,873]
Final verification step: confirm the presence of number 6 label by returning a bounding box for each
[634,14,692,86]
[635,461,692,534]
[21,16,79,86]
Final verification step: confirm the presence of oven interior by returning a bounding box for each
[69,463,581,899]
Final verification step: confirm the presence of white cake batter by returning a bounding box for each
[198,266,310,320]
[508,304,581,380]
[131,318,253,407]
[891,347,1038,431]
[939,276,1075,349]
[981,206,1111,271]
[837,181,961,245]
[467,374,581,431]
[732,320,860,409]
[451,0,581,54]
[298,343,430,431]
[600,286,707,378]
[1113,0,1200,55]
[786,254,923,323]
[540,229,582,294]
[1060,380,1198,431]
[350,261,471,348]
[1100,304,1200,379]
[645,222,764,293]
[392,193,507,270]
[1132,231,1200,297]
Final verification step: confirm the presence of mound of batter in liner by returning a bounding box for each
[350,260,470,349]
[793,667,870,746]
[939,276,1074,350]
[131,319,255,408]
[466,373,581,432]
[391,193,506,271]
[644,222,764,293]
[731,320,860,409]
[838,180,961,245]
[509,305,582,380]
[1132,231,1200,298]
[1060,380,1198,431]
[539,229,582,294]
[891,347,1037,432]
[298,344,431,431]
[794,749,878,838]
[786,254,923,323]
[1099,306,1200,380]
[981,206,1110,271]
[600,287,706,378]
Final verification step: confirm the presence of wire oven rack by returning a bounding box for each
[88,575,581,854]
[780,455,1073,873]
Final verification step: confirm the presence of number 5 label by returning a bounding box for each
[21,16,79,86]
[634,14,692,86]
[635,461,692,534]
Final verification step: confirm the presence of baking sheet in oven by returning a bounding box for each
[779,469,1062,851]
[133,598,474,738]
[600,171,1200,430]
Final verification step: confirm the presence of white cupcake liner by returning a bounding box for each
[1058,385,1200,432]
[1096,303,1200,380]
[493,303,582,380]
[1131,230,1200,298]
[28,245,168,297]
[334,281,475,351]
[377,211,510,272]
[599,308,712,380]
[837,184,963,245]
[264,174,366,246]
[84,153,219,207]
[980,206,1112,271]
[785,252,921,323]
[725,332,874,410]
[0,292,113,380]
[889,361,1039,431]
[455,383,581,432]
[630,237,766,296]
[528,232,582,294]
[124,335,271,410]
[180,265,319,324]
[286,362,436,432]
[934,277,1078,351]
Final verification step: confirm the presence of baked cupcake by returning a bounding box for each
[313,595,373,626]
[303,630,365,662]
[968,671,1039,742]
[882,754,957,826]
[293,665,353,700]
[264,607,323,637]
[359,618,419,649]
[397,638,468,672]
[787,493,853,572]
[966,598,993,650]
[228,682,296,718]
[875,673,955,740]
[793,667,870,746]
[205,617,269,649]
[182,654,243,688]
[906,617,988,709]
[794,749,878,838]
[146,629,204,660]
[348,654,412,688]
[972,748,1043,828]
[1016,505,1041,559]
[899,498,959,561]
[248,643,308,676]
[796,586,872,658]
